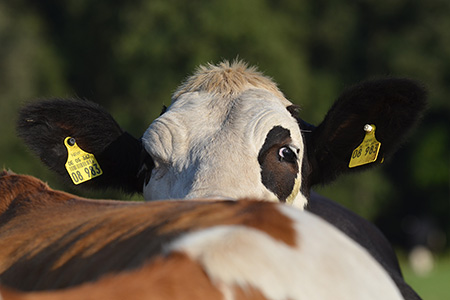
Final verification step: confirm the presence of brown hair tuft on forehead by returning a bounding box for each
[173,60,285,100]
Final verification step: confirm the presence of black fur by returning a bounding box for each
[297,78,427,188]
[17,99,145,193]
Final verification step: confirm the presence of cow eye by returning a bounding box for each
[278,146,297,163]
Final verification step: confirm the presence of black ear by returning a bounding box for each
[17,99,149,193]
[302,78,427,187]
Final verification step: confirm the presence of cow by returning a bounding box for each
[0,170,402,299]
[16,60,426,298]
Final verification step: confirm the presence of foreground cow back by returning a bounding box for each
[0,171,401,299]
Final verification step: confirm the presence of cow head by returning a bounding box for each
[141,61,307,207]
[17,60,426,208]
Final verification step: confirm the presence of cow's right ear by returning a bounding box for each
[300,78,427,188]
[17,99,149,194]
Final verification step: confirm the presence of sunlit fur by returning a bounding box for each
[0,171,401,299]
[173,60,286,101]
[169,205,402,300]
[142,60,306,208]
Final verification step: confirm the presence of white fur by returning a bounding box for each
[143,88,307,208]
[167,205,402,300]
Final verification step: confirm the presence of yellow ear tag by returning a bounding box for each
[64,137,103,184]
[348,124,381,168]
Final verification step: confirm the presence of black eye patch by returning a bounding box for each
[258,126,299,202]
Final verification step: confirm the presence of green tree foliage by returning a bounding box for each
[0,0,448,249]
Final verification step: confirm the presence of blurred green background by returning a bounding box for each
[1,0,449,297]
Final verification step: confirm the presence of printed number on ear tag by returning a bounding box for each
[64,137,103,184]
[348,124,381,168]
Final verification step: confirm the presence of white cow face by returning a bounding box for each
[142,61,307,208]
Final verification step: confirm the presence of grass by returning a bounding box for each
[400,253,450,300]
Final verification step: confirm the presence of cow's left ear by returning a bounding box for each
[300,78,427,188]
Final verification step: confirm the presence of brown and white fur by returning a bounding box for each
[0,171,401,299]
